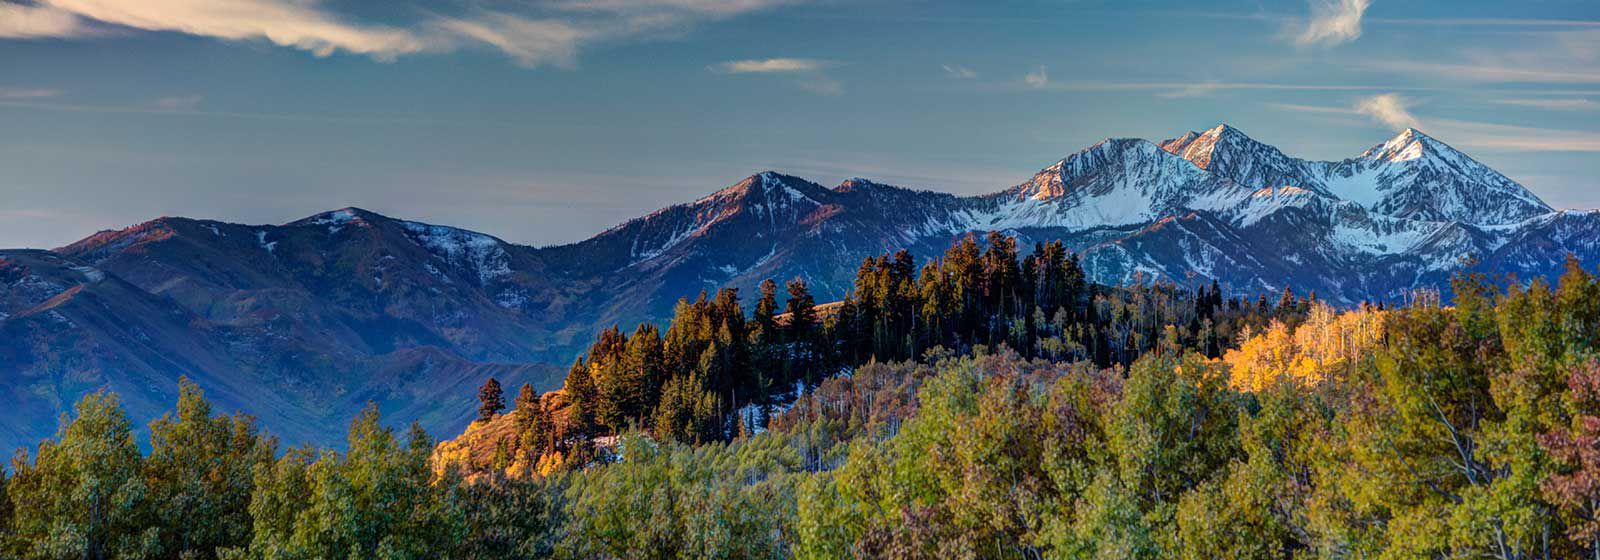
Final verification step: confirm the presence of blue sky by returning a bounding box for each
[2,0,1597,249]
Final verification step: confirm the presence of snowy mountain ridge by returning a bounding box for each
[4,122,1598,452]
[583,123,1594,305]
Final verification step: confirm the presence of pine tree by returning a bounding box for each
[514,383,541,457]
[754,279,781,346]
[479,377,505,423]
[564,357,598,437]
[785,278,820,386]
[1277,286,1296,314]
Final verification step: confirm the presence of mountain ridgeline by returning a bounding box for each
[2,124,1597,451]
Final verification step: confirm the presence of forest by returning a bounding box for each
[5,233,1599,560]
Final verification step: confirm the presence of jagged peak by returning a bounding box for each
[1009,138,1186,201]
[1202,123,1245,136]
[1159,130,1203,154]
[1363,127,1446,162]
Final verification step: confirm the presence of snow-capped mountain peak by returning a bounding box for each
[1335,128,1553,224]
[1363,128,1436,162]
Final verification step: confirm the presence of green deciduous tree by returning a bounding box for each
[8,391,152,560]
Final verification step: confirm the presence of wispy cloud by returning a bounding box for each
[710,57,842,95]
[153,94,203,111]
[1024,65,1049,88]
[1149,9,1600,29]
[0,87,59,100]
[1433,119,1600,152]
[1370,61,1600,84]
[433,14,590,69]
[1271,97,1600,152]
[1289,0,1371,48]
[1365,29,1600,85]
[1026,80,1433,94]
[1492,98,1599,111]
[942,64,977,79]
[34,0,430,59]
[1269,94,1419,130]
[0,97,469,126]
[710,58,832,74]
[1366,17,1600,28]
[1354,93,1420,130]
[1159,81,1222,98]
[0,0,798,68]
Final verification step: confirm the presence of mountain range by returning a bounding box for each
[4,124,1597,451]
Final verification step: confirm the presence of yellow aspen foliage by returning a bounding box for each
[1224,303,1385,392]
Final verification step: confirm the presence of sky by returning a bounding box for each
[2,0,1598,249]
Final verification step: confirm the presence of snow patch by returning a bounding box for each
[70,266,105,283]
[400,222,511,284]
[255,231,277,253]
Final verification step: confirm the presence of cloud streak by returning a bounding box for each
[1290,0,1371,48]
[1025,80,1436,94]
[1370,61,1600,85]
[942,64,977,79]
[0,0,797,68]
[433,14,590,69]
[1366,29,1600,85]
[710,58,843,95]
[711,58,832,73]
[1271,97,1600,152]
[1492,98,1599,110]
[0,87,59,100]
[36,0,429,59]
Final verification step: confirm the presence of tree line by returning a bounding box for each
[23,234,1581,559]
[480,232,1310,476]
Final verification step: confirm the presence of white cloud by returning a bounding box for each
[942,64,976,79]
[710,58,842,95]
[711,58,831,73]
[1354,93,1420,130]
[550,0,798,17]
[0,2,84,38]
[1024,65,1048,88]
[40,0,429,59]
[433,14,590,69]
[1291,0,1371,48]
[0,0,798,68]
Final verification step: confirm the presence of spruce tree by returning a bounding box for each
[479,377,505,423]
[564,357,598,436]
[785,278,820,385]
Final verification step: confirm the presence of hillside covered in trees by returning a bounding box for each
[443,232,1307,478]
[5,234,1600,559]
